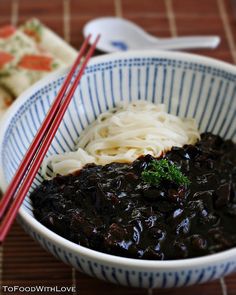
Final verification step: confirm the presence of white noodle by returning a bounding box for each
[42,101,200,178]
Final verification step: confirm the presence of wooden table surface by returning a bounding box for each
[0,0,236,294]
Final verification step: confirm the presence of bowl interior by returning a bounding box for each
[0,53,236,218]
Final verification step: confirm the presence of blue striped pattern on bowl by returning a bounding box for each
[0,52,235,288]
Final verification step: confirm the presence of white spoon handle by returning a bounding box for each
[146,36,220,50]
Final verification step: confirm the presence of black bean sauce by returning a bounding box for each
[30,133,236,260]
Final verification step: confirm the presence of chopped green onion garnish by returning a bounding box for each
[141,159,190,186]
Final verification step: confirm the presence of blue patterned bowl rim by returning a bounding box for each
[0,50,236,269]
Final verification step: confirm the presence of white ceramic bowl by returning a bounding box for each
[0,51,235,289]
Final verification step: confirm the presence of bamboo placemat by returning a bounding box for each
[0,0,236,294]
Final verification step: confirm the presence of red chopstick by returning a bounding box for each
[0,35,91,218]
[0,35,92,218]
[0,35,100,242]
[0,35,92,219]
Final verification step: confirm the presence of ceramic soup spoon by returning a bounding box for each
[83,17,220,52]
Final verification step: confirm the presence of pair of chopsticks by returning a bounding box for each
[0,34,100,242]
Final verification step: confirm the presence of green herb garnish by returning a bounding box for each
[141,159,190,186]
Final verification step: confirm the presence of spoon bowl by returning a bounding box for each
[83,17,220,52]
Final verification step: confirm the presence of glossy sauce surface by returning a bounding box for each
[31,133,236,260]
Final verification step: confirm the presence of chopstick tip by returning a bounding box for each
[94,34,101,45]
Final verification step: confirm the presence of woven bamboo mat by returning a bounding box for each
[0,0,236,294]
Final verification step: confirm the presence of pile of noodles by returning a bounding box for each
[42,101,200,177]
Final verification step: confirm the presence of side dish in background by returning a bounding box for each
[30,102,236,260]
[0,19,77,117]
